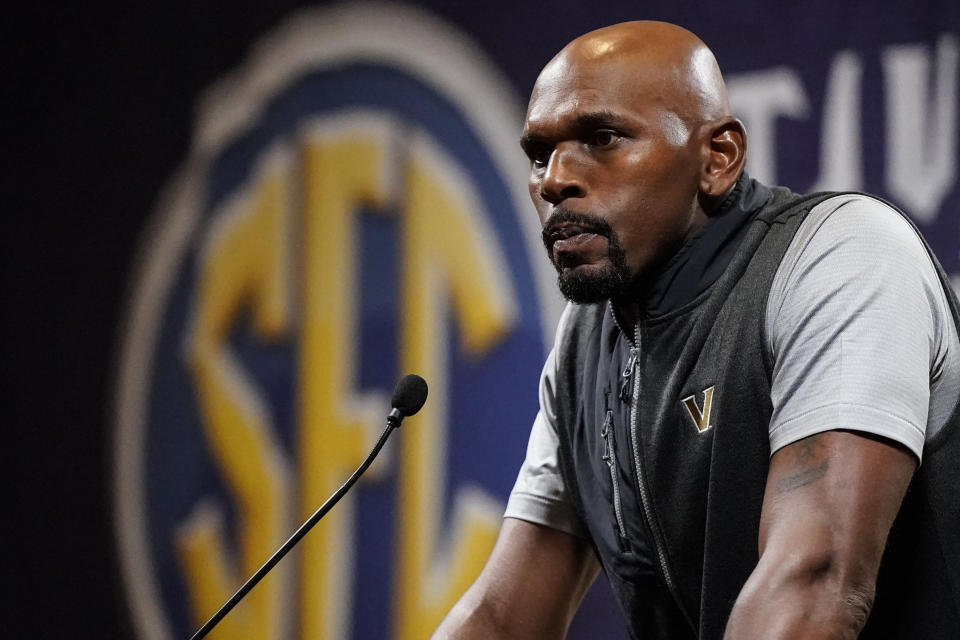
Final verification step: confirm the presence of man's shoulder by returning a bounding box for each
[788,192,929,262]
[756,183,908,229]
[804,191,909,221]
[770,190,941,307]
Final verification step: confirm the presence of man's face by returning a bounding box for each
[522,52,707,303]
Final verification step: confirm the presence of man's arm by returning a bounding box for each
[432,517,600,639]
[723,430,916,639]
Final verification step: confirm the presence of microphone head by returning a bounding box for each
[391,374,428,417]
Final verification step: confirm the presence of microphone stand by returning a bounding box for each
[189,411,403,640]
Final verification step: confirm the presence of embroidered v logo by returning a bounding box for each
[681,386,715,433]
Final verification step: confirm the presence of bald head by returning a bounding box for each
[522,21,748,300]
[531,21,731,134]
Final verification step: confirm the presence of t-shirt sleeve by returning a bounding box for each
[504,305,586,537]
[766,194,947,461]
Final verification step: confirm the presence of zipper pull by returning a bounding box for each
[619,347,639,403]
[601,410,613,464]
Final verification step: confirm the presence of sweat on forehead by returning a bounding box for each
[529,21,730,127]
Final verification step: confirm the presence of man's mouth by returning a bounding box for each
[546,222,584,240]
[546,222,602,248]
[540,210,615,270]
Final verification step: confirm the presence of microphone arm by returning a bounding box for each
[190,405,411,640]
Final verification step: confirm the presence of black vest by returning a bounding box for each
[552,183,960,639]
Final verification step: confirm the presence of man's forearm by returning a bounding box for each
[433,519,599,640]
[723,552,874,640]
[433,590,511,640]
[724,432,915,640]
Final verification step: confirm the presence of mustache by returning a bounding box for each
[540,209,612,253]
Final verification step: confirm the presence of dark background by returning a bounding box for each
[8,2,958,637]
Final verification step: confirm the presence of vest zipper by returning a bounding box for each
[627,322,690,625]
[619,350,638,402]
[601,410,629,542]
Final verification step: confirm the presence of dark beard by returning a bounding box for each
[541,209,632,304]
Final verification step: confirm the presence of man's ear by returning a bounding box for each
[698,117,747,208]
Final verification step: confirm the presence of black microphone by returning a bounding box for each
[189,374,428,640]
[388,373,428,426]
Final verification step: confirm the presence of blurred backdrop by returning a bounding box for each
[8,1,958,638]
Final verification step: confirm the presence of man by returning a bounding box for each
[434,21,959,640]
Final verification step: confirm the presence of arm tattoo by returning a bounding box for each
[775,434,830,493]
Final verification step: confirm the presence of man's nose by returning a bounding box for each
[539,144,586,204]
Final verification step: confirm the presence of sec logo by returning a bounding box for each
[112,4,561,639]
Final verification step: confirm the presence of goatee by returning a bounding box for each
[541,209,632,304]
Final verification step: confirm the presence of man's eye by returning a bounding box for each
[530,147,551,168]
[589,130,618,147]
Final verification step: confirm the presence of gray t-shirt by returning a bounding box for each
[505,194,960,537]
